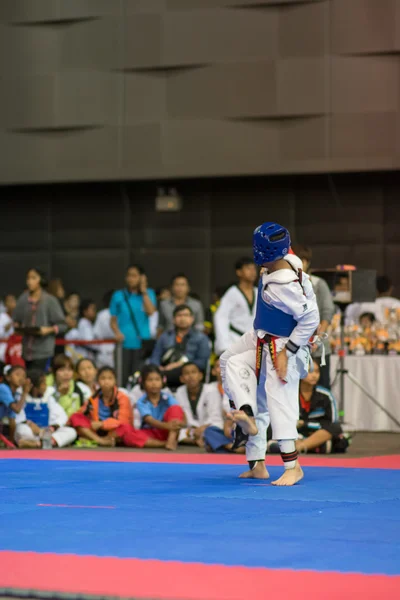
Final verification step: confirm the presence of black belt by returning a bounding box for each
[229,324,246,337]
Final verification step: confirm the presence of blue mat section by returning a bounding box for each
[1,459,400,575]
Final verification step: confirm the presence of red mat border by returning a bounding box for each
[1,449,400,469]
[0,551,399,600]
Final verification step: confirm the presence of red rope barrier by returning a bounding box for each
[0,338,116,345]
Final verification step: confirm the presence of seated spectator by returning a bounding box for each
[14,369,77,449]
[0,294,16,366]
[69,366,161,448]
[46,354,91,418]
[151,304,211,389]
[75,358,98,396]
[93,290,116,368]
[65,299,97,361]
[156,286,171,303]
[0,365,29,447]
[136,365,185,451]
[359,312,376,329]
[158,274,204,334]
[176,362,224,448]
[214,257,258,355]
[202,358,245,454]
[268,360,349,455]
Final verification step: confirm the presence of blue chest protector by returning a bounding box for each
[24,400,50,428]
[253,278,297,337]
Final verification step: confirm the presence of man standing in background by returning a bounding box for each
[214,257,258,355]
[292,245,335,389]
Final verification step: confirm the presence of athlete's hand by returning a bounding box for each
[275,349,288,381]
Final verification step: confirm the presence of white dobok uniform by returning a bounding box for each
[214,285,258,355]
[14,386,77,448]
[220,254,320,462]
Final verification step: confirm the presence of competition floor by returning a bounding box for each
[1,448,400,600]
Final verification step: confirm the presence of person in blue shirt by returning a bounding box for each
[0,365,29,447]
[136,365,185,451]
[110,265,157,385]
[150,304,211,389]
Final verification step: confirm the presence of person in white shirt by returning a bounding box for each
[214,257,258,355]
[0,294,16,364]
[220,223,320,486]
[345,275,400,325]
[65,299,97,360]
[14,369,77,448]
[176,362,224,447]
[93,291,116,368]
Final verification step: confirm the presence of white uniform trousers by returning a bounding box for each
[15,423,77,448]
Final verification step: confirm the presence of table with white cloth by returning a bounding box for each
[330,355,400,432]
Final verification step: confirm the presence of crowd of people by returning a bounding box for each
[1,247,397,454]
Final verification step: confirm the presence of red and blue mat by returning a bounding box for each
[1,450,400,599]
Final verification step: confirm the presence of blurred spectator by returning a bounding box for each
[14,369,77,449]
[151,304,211,389]
[13,268,67,371]
[214,257,258,355]
[75,358,98,396]
[93,290,116,368]
[359,312,376,329]
[48,279,75,354]
[65,299,97,360]
[176,362,224,448]
[0,365,29,447]
[110,264,157,385]
[156,286,171,303]
[46,354,91,417]
[269,361,348,455]
[69,366,161,448]
[64,292,80,324]
[346,275,400,325]
[158,274,204,334]
[204,286,225,339]
[136,365,185,451]
[0,294,16,365]
[292,245,335,389]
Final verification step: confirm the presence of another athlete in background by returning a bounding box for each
[220,222,320,486]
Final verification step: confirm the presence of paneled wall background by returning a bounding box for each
[1,172,399,304]
[1,0,400,183]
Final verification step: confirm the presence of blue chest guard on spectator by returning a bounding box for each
[25,400,49,428]
[253,279,297,337]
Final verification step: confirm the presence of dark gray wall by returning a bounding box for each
[1,0,400,184]
[1,171,399,304]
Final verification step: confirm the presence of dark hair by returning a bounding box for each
[171,273,189,285]
[235,257,254,271]
[79,299,96,319]
[181,361,201,374]
[102,290,115,308]
[173,304,194,317]
[97,366,117,380]
[26,267,47,288]
[27,368,46,389]
[360,312,376,324]
[291,244,312,263]
[76,358,97,374]
[47,279,64,298]
[376,275,392,295]
[140,364,164,389]
[126,264,144,275]
[3,364,26,379]
[51,354,74,373]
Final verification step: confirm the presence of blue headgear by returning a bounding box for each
[253,222,291,265]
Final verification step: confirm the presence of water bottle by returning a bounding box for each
[42,427,52,450]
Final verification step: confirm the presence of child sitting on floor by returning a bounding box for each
[136,365,185,451]
[47,354,91,418]
[69,366,164,448]
[176,362,225,448]
[14,369,77,448]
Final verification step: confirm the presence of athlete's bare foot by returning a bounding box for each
[228,410,258,436]
[165,439,178,451]
[239,461,270,479]
[271,462,303,486]
[98,436,116,448]
[18,439,41,449]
